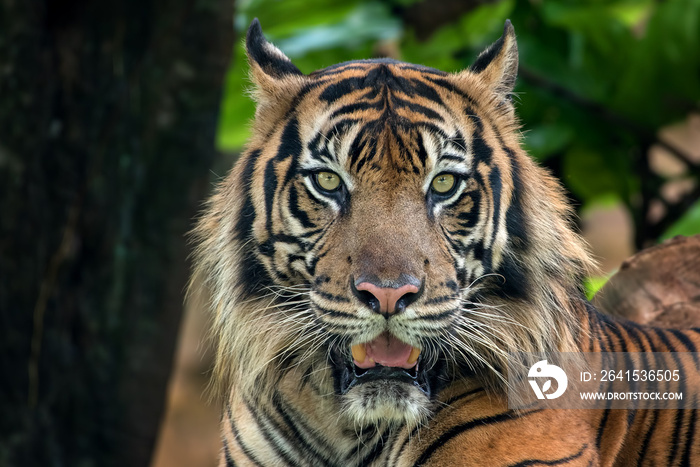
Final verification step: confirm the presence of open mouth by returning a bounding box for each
[336,332,433,396]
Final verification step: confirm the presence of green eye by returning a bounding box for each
[431,173,456,194]
[315,171,342,192]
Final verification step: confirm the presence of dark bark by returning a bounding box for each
[0,0,233,465]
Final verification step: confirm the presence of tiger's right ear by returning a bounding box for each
[246,19,306,107]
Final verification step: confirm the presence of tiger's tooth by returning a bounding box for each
[408,347,421,365]
[351,344,366,363]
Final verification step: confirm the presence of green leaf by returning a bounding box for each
[523,123,574,161]
[275,3,401,57]
[216,46,256,151]
[562,146,632,202]
[661,200,700,241]
[584,275,613,300]
[401,0,515,72]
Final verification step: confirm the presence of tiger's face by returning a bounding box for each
[196,20,591,431]
[298,104,474,425]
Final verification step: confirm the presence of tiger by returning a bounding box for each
[191,18,700,466]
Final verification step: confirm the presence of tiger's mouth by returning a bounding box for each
[335,332,433,397]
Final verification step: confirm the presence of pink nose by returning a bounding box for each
[355,282,420,316]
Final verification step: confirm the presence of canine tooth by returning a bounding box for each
[351,344,366,363]
[408,347,420,365]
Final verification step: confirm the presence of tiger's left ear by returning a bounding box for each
[457,20,518,102]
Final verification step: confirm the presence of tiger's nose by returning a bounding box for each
[352,277,422,317]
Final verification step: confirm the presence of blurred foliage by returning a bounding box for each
[217,0,700,245]
[661,200,700,239]
[584,274,615,300]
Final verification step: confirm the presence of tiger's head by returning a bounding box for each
[193,19,594,430]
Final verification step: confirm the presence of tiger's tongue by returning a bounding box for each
[355,332,414,369]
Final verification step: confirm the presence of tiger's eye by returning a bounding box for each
[431,173,456,194]
[315,171,341,192]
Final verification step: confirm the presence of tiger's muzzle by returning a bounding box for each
[337,331,433,396]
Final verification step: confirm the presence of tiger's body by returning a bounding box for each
[192,19,700,466]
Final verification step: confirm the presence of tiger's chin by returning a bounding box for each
[341,377,433,428]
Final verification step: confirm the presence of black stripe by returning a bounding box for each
[653,330,690,463]
[438,387,485,414]
[261,232,310,251]
[505,155,529,253]
[469,114,492,164]
[423,294,458,305]
[235,150,274,294]
[508,444,588,466]
[264,118,302,233]
[307,131,334,164]
[668,329,700,371]
[318,64,449,112]
[444,227,471,238]
[412,130,428,171]
[288,183,314,229]
[263,161,279,235]
[669,329,699,353]
[625,325,656,397]
[313,304,360,320]
[637,410,660,464]
[600,317,629,352]
[417,307,460,322]
[358,427,391,466]
[319,72,378,103]
[396,63,448,76]
[348,129,371,171]
[315,58,404,75]
[222,439,236,467]
[590,310,613,352]
[488,166,502,253]
[496,252,529,301]
[413,121,450,141]
[443,225,469,257]
[271,392,333,466]
[595,409,610,450]
[424,76,477,105]
[441,154,467,163]
[681,394,697,466]
[386,383,481,467]
[330,100,384,119]
[298,226,326,240]
[667,409,686,465]
[622,322,649,351]
[315,63,378,76]
[227,406,265,467]
[392,96,444,121]
[626,409,638,436]
[243,399,300,466]
[391,425,421,466]
[412,409,543,466]
[313,289,351,303]
[395,76,446,104]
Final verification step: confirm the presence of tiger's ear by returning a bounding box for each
[246,19,305,106]
[457,20,518,102]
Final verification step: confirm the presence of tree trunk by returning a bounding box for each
[594,235,700,328]
[0,0,233,465]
